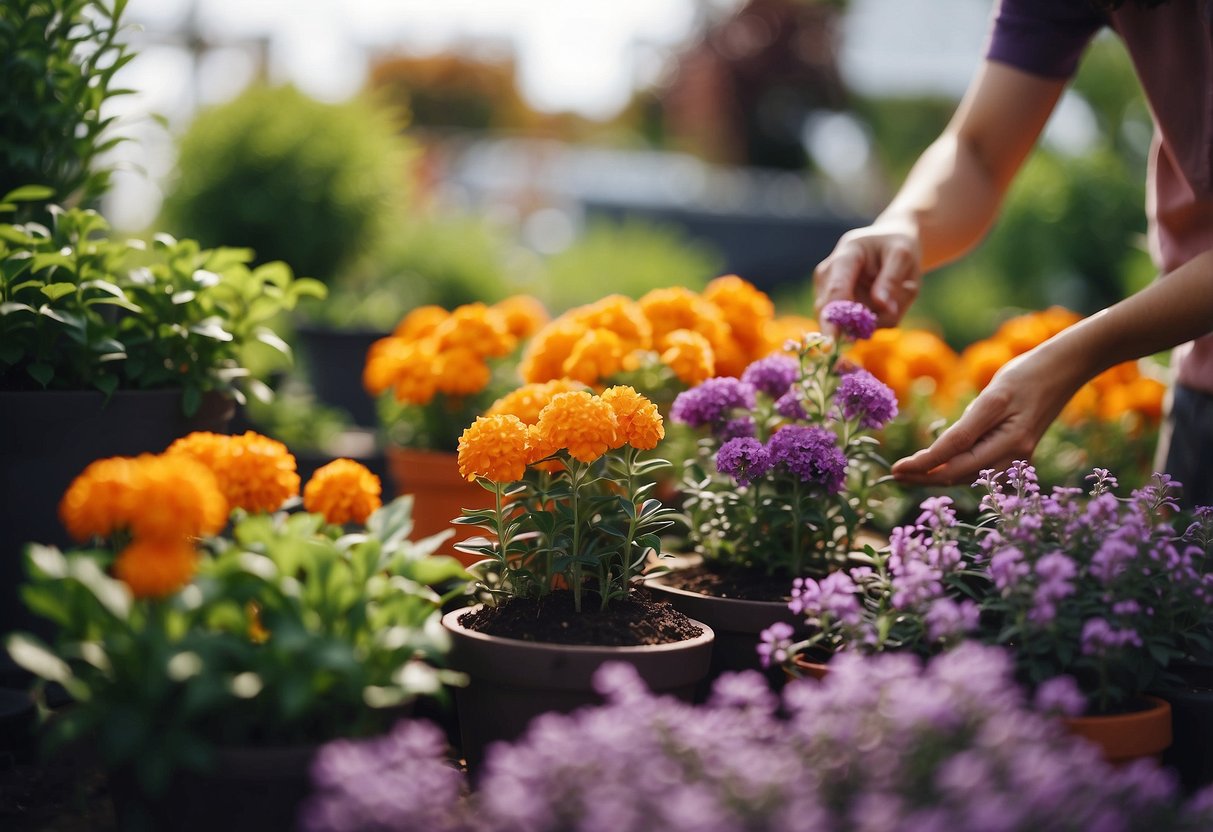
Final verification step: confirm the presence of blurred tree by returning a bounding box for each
[366,53,534,133]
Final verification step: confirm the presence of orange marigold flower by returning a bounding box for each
[303,458,383,525]
[535,391,618,463]
[60,453,228,542]
[363,336,440,403]
[493,295,550,339]
[170,431,299,514]
[660,329,716,386]
[959,339,1016,392]
[487,379,588,425]
[568,295,653,353]
[112,538,200,599]
[433,302,516,358]
[639,287,731,351]
[434,347,493,396]
[601,385,665,450]
[457,414,532,483]
[703,275,775,350]
[520,320,586,383]
[393,305,449,339]
[710,335,750,379]
[562,328,628,385]
[526,422,561,468]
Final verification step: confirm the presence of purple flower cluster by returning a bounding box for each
[304,651,1213,832]
[766,425,847,493]
[835,368,899,429]
[714,437,771,486]
[822,299,877,340]
[740,353,798,398]
[669,376,756,429]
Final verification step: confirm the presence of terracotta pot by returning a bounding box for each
[109,743,319,832]
[385,445,494,566]
[442,605,715,770]
[788,654,831,681]
[1062,695,1173,764]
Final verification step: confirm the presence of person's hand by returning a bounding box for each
[813,224,922,329]
[891,350,1075,487]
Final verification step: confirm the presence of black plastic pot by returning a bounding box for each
[294,324,388,428]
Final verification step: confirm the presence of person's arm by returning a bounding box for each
[814,61,1067,326]
[892,250,1213,485]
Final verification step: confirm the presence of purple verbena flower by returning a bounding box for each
[715,437,772,486]
[766,425,847,493]
[835,368,899,429]
[822,299,877,341]
[740,353,799,399]
[774,390,808,420]
[1033,675,1088,717]
[670,377,756,428]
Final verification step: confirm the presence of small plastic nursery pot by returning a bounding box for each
[442,605,715,771]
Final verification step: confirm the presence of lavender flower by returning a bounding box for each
[766,425,847,493]
[1034,675,1087,717]
[835,368,899,429]
[740,353,798,398]
[822,299,877,341]
[756,621,795,669]
[714,437,772,486]
[773,389,807,420]
[669,377,756,428]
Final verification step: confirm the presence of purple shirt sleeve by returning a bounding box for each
[986,0,1107,79]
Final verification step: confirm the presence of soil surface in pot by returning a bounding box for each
[458,588,702,646]
[658,562,792,602]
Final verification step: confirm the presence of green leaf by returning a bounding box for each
[2,185,55,203]
[94,375,118,396]
[183,386,201,417]
[27,362,53,386]
[6,633,73,684]
[188,321,234,341]
[254,328,292,358]
[40,282,76,301]
[0,302,37,316]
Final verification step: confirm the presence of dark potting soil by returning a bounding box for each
[458,588,703,646]
[658,562,793,602]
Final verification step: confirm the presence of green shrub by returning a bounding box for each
[0,0,135,215]
[160,85,413,284]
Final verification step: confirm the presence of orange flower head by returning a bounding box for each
[457,414,532,483]
[703,275,775,350]
[569,295,653,352]
[434,347,493,396]
[520,320,586,383]
[487,379,589,425]
[112,538,200,599]
[1124,375,1166,422]
[433,302,516,358]
[303,458,383,525]
[363,336,440,403]
[536,391,618,463]
[601,385,665,450]
[709,335,750,379]
[639,286,731,350]
[526,422,561,469]
[170,431,299,514]
[561,328,628,385]
[493,295,550,339]
[959,339,1016,392]
[659,329,716,386]
[393,305,450,339]
[60,453,228,542]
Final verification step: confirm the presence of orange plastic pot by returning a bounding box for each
[385,445,493,566]
[1062,695,1173,764]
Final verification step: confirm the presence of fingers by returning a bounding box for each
[813,249,863,318]
[891,393,1015,486]
[870,243,919,326]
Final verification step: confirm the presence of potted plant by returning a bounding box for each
[363,296,550,558]
[0,199,322,649]
[444,385,715,768]
[299,646,1213,832]
[648,299,895,680]
[767,462,1213,764]
[6,431,468,830]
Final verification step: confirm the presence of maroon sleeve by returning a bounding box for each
[986,0,1107,79]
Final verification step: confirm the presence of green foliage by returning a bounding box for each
[161,84,414,284]
[308,213,530,330]
[0,195,326,410]
[0,0,135,215]
[536,218,724,313]
[851,94,956,183]
[8,495,469,796]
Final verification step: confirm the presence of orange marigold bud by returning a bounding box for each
[536,391,618,463]
[660,329,716,386]
[303,458,383,525]
[487,379,588,425]
[112,538,200,599]
[458,414,532,483]
[601,385,665,450]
